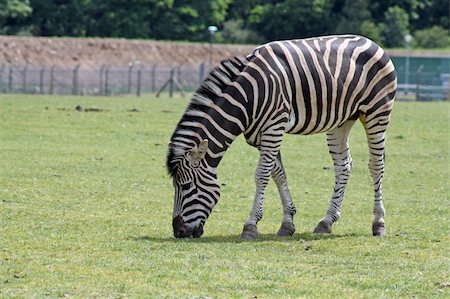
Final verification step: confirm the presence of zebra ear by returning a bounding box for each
[192,139,208,161]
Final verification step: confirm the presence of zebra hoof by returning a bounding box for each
[372,222,386,236]
[241,223,258,240]
[277,221,295,237]
[313,220,332,234]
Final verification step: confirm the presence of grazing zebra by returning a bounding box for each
[167,35,397,239]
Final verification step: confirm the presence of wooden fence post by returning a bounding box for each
[22,66,27,93]
[127,63,133,94]
[8,66,13,93]
[104,65,110,96]
[39,67,45,94]
[72,65,80,95]
[415,65,424,101]
[136,65,142,97]
[152,65,157,93]
[50,66,55,95]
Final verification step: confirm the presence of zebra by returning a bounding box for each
[167,35,397,239]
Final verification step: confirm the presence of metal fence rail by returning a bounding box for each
[0,64,209,97]
[396,67,449,101]
[0,62,449,100]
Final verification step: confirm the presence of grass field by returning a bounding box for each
[1,94,449,298]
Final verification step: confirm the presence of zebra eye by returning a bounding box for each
[181,182,191,191]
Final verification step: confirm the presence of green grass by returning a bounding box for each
[1,94,449,298]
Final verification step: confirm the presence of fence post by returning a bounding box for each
[104,65,110,96]
[50,66,55,95]
[152,65,157,93]
[448,76,450,102]
[0,65,3,93]
[415,65,424,101]
[99,65,105,96]
[169,67,175,98]
[199,63,205,86]
[136,66,142,97]
[8,66,13,93]
[39,67,45,94]
[72,65,80,95]
[127,63,134,94]
[22,66,27,93]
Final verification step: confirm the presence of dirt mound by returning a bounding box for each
[0,36,255,68]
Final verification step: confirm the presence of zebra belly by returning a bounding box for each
[285,96,359,135]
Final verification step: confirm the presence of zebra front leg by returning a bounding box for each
[241,152,273,239]
[272,152,296,236]
[314,120,356,234]
[241,148,278,240]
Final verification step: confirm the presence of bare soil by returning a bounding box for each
[1,35,446,69]
[0,35,255,68]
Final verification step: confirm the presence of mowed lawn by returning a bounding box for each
[1,94,448,298]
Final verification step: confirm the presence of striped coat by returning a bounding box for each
[168,35,396,239]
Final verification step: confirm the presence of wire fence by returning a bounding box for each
[397,68,449,101]
[1,59,449,101]
[0,64,209,97]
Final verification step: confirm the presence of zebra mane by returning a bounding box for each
[167,145,180,178]
[166,56,249,177]
[193,56,249,104]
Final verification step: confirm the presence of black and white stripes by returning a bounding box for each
[167,35,396,238]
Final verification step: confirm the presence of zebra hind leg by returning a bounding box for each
[271,152,296,236]
[361,109,392,236]
[314,120,356,234]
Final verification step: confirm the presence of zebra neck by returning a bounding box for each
[173,92,245,168]
[171,56,251,168]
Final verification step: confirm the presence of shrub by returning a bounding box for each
[381,6,409,48]
[222,19,264,44]
[413,26,450,48]
[360,20,382,45]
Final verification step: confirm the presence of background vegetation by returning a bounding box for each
[1,94,449,297]
[0,0,448,48]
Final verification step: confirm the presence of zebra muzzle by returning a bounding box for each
[172,215,204,238]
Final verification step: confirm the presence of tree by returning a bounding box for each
[381,6,409,47]
[221,19,264,44]
[369,0,420,25]
[412,0,449,33]
[414,26,450,49]
[28,0,91,36]
[85,0,159,38]
[248,0,334,41]
[360,21,382,45]
[150,0,232,41]
[0,0,32,34]
[335,0,372,35]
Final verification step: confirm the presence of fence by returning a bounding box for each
[0,64,210,97]
[391,55,449,101]
[1,56,449,100]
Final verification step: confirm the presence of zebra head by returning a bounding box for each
[167,139,220,238]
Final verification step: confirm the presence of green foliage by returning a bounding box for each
[381,6,410,47]
[248,0,334,40]
[411,0,449,32]
[360,21,382,45]
[1,95,449,297]
[0,0,32,34]
[221,19,264,44]
[335,0,372,35]
[0,0,447,48]
[413,26,450,49]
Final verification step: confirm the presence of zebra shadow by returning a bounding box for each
[130,232,360,244]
